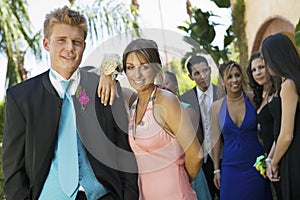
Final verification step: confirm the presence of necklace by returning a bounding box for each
[226,92,243,101]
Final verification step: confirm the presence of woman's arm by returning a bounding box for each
[97,73,118,106]
[186,106,203,145]
[271,79,297,176]
[211,100,222,189]
[155,90,202,181]
[266,141,276,179]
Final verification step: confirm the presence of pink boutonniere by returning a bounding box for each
[76,85,90,111]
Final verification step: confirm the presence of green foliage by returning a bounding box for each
[0,0,42,87]
[177,73,196,95]
[0,101,5,139]
[165,58,195,95]
[178,6,234,68]
[231,0,248,67]
[294,18,300,50]
[75,0,141,41]
[210,0,231,8]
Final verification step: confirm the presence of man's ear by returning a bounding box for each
[43,38,50,51]
[188,74,194,81]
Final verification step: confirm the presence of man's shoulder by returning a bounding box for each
[7,71,48,94]
[180,88,196,99]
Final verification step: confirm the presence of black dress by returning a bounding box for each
[257,104,275,153]
[257,96,282,199]
[279,99,300,200]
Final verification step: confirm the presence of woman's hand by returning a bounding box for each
[266,159,273,180]
[97,73,119,106]
[213,172,221,190]
[267,161,280,182]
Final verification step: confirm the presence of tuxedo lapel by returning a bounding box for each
[33,72,62,185]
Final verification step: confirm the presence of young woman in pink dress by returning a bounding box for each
[123,38,202,200]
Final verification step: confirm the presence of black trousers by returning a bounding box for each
[76,191,88,200]
[76,191,114,200]
[202,156,220,199]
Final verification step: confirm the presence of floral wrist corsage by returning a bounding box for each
[99,54,123,80]
[253,155,267,178]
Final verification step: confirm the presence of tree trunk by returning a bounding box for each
[17,51,27,81]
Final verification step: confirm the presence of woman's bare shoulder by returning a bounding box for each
[155,87,179,105]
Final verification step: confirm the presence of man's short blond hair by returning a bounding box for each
[43,6,88,40]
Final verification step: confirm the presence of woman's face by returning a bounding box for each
[251,57,269,86]
[224,66,243,94]
[125,52,158,91]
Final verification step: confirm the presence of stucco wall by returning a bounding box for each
[244,0,300,55]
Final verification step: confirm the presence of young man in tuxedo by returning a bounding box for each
[180,55,222,200]
[2,6,138,200]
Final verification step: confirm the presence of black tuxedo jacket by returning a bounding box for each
[2,69,138,200]
[179,84,220,144]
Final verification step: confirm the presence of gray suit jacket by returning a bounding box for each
[179,84,220,144]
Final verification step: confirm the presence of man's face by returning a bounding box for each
[188,62,211,92]
[43,23,86,79]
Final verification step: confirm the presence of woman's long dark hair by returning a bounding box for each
[246,52,278,108]
[262,33,300,95]
[246,52,264,108]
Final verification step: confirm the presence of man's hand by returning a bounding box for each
[98,73,119,106]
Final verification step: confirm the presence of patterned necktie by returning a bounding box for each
[57,80,79,197]
[200,92,211,163]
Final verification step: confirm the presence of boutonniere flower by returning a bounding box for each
[76,85,90,111]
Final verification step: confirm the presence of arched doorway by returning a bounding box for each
[251,16,294,53]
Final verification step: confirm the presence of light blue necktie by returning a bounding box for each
[58,80,79,197]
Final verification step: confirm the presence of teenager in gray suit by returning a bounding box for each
[2,6,138,200]
[180,55,221,199]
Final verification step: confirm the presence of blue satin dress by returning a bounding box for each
[218,94,272,200]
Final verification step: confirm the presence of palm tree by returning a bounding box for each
[0,0,41,88]
[72,0,140,41]
[0,0,140,89]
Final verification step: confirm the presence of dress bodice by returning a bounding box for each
[128,87,196,199]
[219,93,265,167]
[256,95,281,154]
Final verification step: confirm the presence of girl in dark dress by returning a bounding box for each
[246,52,282,199]
[262,33,300,200]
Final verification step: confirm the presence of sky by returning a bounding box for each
[0,0,231,100]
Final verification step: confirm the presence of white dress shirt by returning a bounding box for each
[196,83,213,163]
[49,68,80,98]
